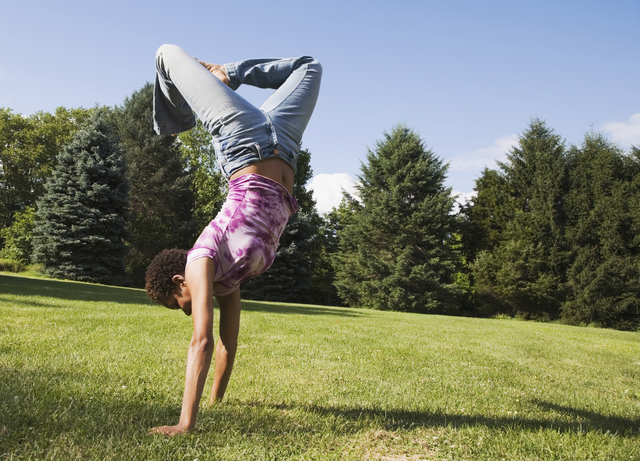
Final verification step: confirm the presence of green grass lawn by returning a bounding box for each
[1,273,639,460]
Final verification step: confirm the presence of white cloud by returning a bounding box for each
[602,113,640,149]
[309,173,357,214]
[452,190,475,207]
[449,134,519,172]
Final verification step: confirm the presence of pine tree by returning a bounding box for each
[459,167,515,266]
[311,203,345,306]
[333,125,461,313]
[471,120,569,319]
[114,83,198,285]
[241,149,323,303]
[562,134,640,330]
[32,112,129,284]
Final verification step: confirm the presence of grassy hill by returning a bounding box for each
[1,273,638,460]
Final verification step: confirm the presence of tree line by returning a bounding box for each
[1,86,638,331]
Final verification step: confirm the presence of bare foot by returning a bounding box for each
[198,60,229,86]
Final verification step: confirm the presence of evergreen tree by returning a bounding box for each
[562,134,640,330]
[333,125,461,313]
[242,149,323,303]
[326,193,362,307]
[32,112,129,284]
[460,168,514,260]
[471,120,569,319]
[311,203,346,306]
[114,83,198,285]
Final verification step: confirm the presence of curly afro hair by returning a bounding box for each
[145,249,188,305]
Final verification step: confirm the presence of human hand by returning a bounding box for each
[149,424,189,436]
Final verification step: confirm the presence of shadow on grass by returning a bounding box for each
[3,362,638,460]
[1,274,355,316]
[0,295,77,310]
[240,299,365,317]
[530,400,639,434]
[0,273,152,306]
[230,399,639,438]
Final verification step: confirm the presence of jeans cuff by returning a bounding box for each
[224,62,241,91]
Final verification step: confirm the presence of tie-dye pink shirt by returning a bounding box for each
[186,174,298,296]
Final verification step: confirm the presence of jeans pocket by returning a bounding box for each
[219,143,263,177]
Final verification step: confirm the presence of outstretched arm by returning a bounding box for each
[151,257,215,436]
[210,288,241,402]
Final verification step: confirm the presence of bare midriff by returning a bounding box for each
[229,157,295,195]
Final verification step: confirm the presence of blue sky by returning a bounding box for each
[2,0,639,213]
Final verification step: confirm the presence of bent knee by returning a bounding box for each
[301,56,322,75]
[156,44,182,62]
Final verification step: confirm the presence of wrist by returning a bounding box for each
[178,418,194,432]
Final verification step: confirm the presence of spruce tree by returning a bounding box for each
[471,120,569,319]
[114,83,198,285]
[311,203,345,306]
[459,167,515,266]
[562,134,640,330]
[32,112,129,284]
[333,125,461,313]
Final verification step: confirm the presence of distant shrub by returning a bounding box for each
[0,258,26,272]
[0,206,35,265]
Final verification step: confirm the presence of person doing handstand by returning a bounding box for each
[144,44,321,436]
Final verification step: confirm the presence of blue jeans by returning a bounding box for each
[153,44,322,177]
